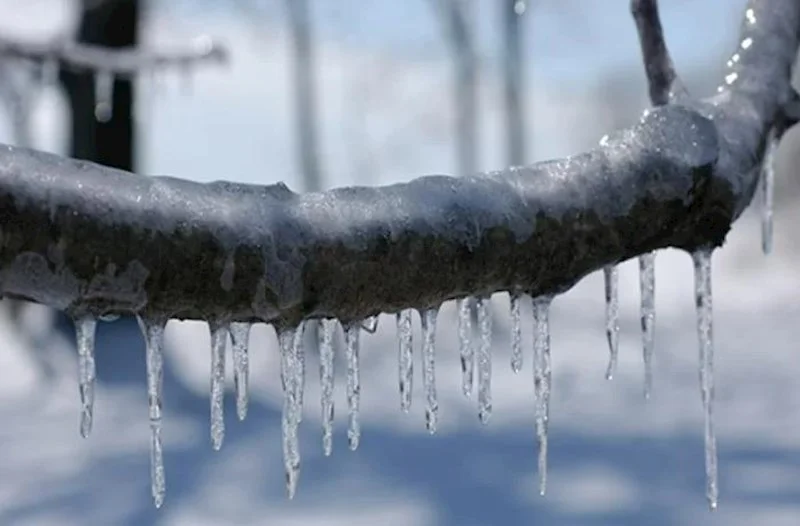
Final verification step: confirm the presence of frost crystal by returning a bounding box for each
[761,133,777,255]
[137,316,167,509]
[344,323,361,450]
[476,296,492,424]
[74,315,97,438]
[319,319,336,456]
[457,298,474,398]
[420,307,440,434]
[397,309,414,412]
[533,296,552,496]
[603,265,620,380]
[693,249,718,510]
[229,322,251,421]
[209,322,229,451]
[510,292,523,373]
[639,252,656,398]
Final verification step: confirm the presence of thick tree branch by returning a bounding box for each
[0,34,227,76]
[0,0,797,328]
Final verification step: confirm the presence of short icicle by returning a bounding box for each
[208,321,229,451]
[692,248,718,510]
[476,296,492,424]
[510,292,523,373]
[761,132,777,255]
[319,319,336,456]
[420,307,440,434]
[532,296,553,496]
[397,309,414,412]
[229,322,251,421]
[94,70,114,122]
[74,315,97,439]
[278,323,305,499]
[137,316,167,509]
[344,323,361,450]
[639,252,656,398]
[457,298,474,398]
[603,265,620,380]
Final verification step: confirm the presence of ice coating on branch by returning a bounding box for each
[761,133,777,255]
[639,252,656,398]
[344,323,361,450]
[420,307,439,434]
[693,248,718,510]
[229,322,251,421]
[137,316,166,509]
[361,315,379,333]
[510,292,523,373]
[532,296,552,496]
[209,322,228,451]
[476,296,492,424]
[319,319,335,455]
[279,323,306,498]
[397,309,414,412]
[73,315,97,438]
[603,265,620,380]
[457,298,474,398]
[94,70,114,122]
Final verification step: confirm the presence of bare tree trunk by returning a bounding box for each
[503,0,526,165]
[286,0,322,192]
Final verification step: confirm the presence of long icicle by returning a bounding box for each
[209,321,228,451]
[319,319,335,456]
[229,322,251,421]
[279,324,303,499]
[692,248,718,510]
[533,296,553,496]
[397,309,414,412]
[510,292,523,373]
[603,265,620,380]
[74,315,97,438]
[476,296,492,424]
[761,131,777,255]
[344,323,361,451]
[639,251,656,398]
[137,316,167,509]
[420,307,439,434]
[457,297,474,398]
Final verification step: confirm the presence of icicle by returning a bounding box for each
[420,307,439,434]
[229,322,251,421]
[532,296,552,496]
[319,319,335,456]
[73,315,97,439]
[344,323,361,450]
[457,297,474,398]
[476,296,492,424]
[510,292,523,373]
[94,71,114,122]
[361,315,379,334]
[396,309,414,412]
[295,322,306,422]
[692,248,718,510]
[137,316,167,509]
[278,323,305,499]
[603,265,620,380]
[761,133,777,255]
[209,322,228,451]
[639,252,656,398]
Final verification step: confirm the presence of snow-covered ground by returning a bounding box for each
[3,1,800,525]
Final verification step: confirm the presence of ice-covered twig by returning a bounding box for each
[0,34,228,76]
[0,0,796,328]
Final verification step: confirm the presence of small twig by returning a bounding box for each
[0,34,228,77]
[631,0,686,105]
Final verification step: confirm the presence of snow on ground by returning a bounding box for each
[1,1,799,525]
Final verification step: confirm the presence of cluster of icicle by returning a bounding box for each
[67,143,781,510]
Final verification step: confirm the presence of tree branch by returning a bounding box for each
[0,34,228,76]
[0,0,797,328]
